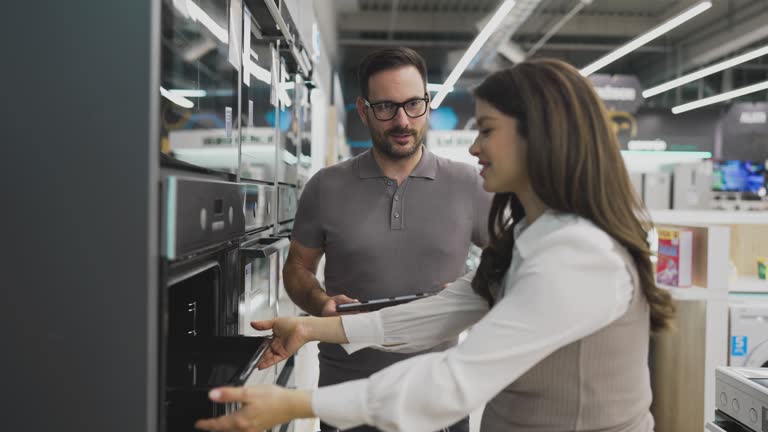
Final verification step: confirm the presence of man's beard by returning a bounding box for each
[369,125,425,160]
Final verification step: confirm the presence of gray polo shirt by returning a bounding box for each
[292,147,491,385]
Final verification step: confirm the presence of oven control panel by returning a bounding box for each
[715,367,768,432]
[163,176,246,259]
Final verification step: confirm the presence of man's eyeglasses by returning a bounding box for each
[363,94,429,121]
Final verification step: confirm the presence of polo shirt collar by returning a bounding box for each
[357,146,437,180]
[410,147,437,179]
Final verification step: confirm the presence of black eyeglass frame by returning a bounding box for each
[362,93,430,121]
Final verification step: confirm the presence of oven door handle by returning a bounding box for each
[240,237,290,258]
[236,336,273,383]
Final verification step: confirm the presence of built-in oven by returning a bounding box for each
[238,236,288,336]
[296,75,314,184]
[159,0,241,177]
[238,234,292,430]
[243,181,274,234]
[277,183,298,226]
[240,7,279,183]
[164,255,271,431]
[160,175,274,431]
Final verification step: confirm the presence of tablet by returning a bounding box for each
[336,291,438,313]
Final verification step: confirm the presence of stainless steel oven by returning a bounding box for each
[238,236,289,336]
[277,183,298,225]
[243,181,274,234]
[160,175,275,431]
[160,0,241,177]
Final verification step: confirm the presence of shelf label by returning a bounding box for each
[225,106,233,139]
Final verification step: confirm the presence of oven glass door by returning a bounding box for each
[167,261,222,337]
[240,15,278,183]
[160,0,240,174]
[165,336,269,431]
[164,259,272,431]
[239,237,289,335]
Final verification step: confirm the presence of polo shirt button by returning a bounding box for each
[394,212,400,218]
[394,195,400,201]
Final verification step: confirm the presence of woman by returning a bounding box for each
[195,58,675,432]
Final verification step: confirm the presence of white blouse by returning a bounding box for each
[311,212,637,432]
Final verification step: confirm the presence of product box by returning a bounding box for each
[759,257,767,280]
[656,228,694,287]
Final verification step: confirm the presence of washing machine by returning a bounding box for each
[729,302,768,368]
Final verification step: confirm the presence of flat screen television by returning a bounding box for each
[711,160,766,193]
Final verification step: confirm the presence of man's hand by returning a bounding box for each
[320,294,359,317]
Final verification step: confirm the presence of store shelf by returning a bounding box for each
[657,284,724,300]
[650,210,768,225]
[729,276,768,293]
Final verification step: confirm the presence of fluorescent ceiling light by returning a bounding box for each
[186,0,228,44]
[580,1,712,77]
[431,0,517,109]
[644,44,768,98]
[620,150,712,157]
[160,86,194,108]
[672,80,768,114]
[245,59,271,84]
[627,139,667,151]
[169,89,207,98]
[427,83,454,92]
[243,56,291,107]
[278,89,293,107]
[620,150,712,172]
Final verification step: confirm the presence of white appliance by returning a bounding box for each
[643,172,672,209]
[730,303,768,368]
[672,161,713,210]
[709,367,768,432]
[629,172,643,201]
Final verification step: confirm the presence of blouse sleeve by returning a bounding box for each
[340,270,489,354]
[313,229,634,431]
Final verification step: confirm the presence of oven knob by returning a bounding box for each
[750,408,758,423]
[720,392,728,406]
[200,208,208,231]
[229,206,234,224]
[732,398,740,412]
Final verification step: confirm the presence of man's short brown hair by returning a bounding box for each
[358,47,428,99]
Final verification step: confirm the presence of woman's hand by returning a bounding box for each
[194,385,313,431]
[252,317,310,369]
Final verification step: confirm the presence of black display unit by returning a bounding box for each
[4,1,305,430]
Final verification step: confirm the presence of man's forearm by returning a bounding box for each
[284,263,329,316]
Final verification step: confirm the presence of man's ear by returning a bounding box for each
[356,97,370,128]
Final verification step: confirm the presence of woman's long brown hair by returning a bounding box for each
[471,58,674,332]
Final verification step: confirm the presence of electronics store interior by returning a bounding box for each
[6,1,768,432]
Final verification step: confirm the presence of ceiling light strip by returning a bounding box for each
[430,0,517,109]
[160,87,194,108]
[671,80,768,114]
[643,44,768,98]
[186,0,228,44]
[580,1,712,77]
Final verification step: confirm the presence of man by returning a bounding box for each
[284,47,491,432]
